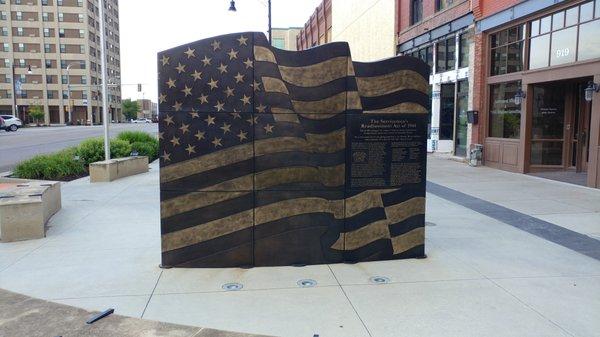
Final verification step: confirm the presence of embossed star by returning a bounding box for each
[237,130,248,142]
[211,40,221,51]
[214,101,225,112]
[240,94,251,105]
[207,78,219,90]
[243,58,253,68]
[181,85,192,97]
[211,137,223,147]
[163,114,174,126]
[227,48,238,60]
[201,55,212,66]
[263,123,274,134]
[234,72,245,83]
[256,103,267,113]
[166,78,176,89]
[195,130,205,140]
[179,123,190,134]
[159,93,167,104]
[198,93,209,104]
[205,114,216,126]
[220,122,231,134]
[189,110,199,119]
[170,136,180,147]
[175,62,186,74]
[246,116,258,125]
[184,47,196,58]
[237,35,248,46]
[160,55,170,66]
[161,151,171,161]
[251,80,261,91]
[190,70,202,81]
[158,132,164,140]
[223,86,235,98]
[217,63,228,74]
[172,101,182,111]
[185,144,196,155]
[230,112,241,119]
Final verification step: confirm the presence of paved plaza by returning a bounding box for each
[1,156,599,337]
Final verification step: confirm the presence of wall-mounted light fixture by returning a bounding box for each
[584,81,599,102]
[514,88,526,106]
[27,65,32,74]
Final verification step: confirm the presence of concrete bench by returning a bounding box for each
[89,156,149,183]
[0,178,61,242]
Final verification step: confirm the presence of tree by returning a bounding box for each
[28,105,45,126]
[122,99,140,121]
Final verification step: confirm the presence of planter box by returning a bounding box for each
[0,179,61,242]
[89,156,149,183]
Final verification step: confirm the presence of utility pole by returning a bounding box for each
[98,0,110,161]
[66,62,77,125]
[10,63,17,117]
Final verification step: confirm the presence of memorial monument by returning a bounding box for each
[157,32,430,268]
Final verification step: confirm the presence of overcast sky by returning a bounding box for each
[119,0,322,102]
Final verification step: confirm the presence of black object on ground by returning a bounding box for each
[86,308,114,324]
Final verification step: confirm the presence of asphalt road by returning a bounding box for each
[0,123,158,173]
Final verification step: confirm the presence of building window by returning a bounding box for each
[17,27,24,36]
[42,12,49,21]
[272,38,285,49]
[79,45,85,53]
[44,43,51,53]
[19,74,27,83]
[439,83,455,140]
[436,36,456,72]
[18,43,25,52]
[60,44,66,53]
[489,81,521,139]
[411,0,423,25]
[1,27,7,36]
[529,1,600,69]
[435,0,453,12]
[45,59,53,68]
[46,75,53,83]
[490,25,525,76]
[62,90,68,99]
[0,11,6,20]
[58,13,63,22]
[47,91,54,99]
[81,75,87,84]
[16,12,23,21]
[42,0,49,5]
[79,29,85,38]
[78,13,84,22]
[2,43,8,52]
[43,28,50,37]
[59,29,65,38]
[61,75,68,84]
[79,60,86,69]
[459,31,472,68]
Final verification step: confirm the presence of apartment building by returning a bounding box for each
[136,98,156,120]
[0,0,121,125]
[271,27,301,51]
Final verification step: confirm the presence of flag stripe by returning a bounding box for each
[356,69,429,97]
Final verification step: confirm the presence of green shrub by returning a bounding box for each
[13,147,85,180]
[76,138,132,166]
[130,141,159,161]
[117,131,159,161]
[117,131,156,144]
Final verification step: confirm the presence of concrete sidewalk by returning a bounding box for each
[1,157,599,337]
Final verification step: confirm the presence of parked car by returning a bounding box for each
[131,118,151,124]
[0,114,22,132]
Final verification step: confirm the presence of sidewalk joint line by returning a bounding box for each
[327,264,373,337]
[141,269,163,319]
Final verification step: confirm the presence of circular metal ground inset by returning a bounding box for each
[369,276,391,284]
[222,282,243,291]
[297,279,317,288]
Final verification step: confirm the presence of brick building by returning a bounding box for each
[472,0,600,188]
[296,0,331,50]
[0,0,122,125]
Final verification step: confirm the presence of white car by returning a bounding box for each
[0,114,22,132]
[131,118,151,124]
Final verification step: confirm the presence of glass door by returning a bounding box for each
[570,81,592,172]
[530,83,566,167]
[454,80,469,157]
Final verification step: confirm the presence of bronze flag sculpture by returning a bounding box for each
[158,32,430,268]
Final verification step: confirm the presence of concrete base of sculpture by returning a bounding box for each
[89,156,149,183]
[0,178,61,242]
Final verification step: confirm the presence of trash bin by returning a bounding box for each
[469,144,483,166]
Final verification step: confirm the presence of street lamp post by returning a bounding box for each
[98,0,110,161]
[11,63,32,118]
[65,62,78,125]
[229,0,272,42]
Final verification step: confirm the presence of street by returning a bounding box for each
[0,123,158,173]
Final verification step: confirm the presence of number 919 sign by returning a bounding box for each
[556,48,570,58]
